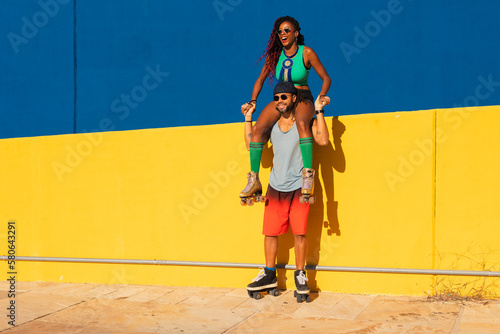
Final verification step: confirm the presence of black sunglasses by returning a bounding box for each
[274,94,289,101]
[276,28,292,35]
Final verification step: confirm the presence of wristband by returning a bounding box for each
[315,110,324,114]
[245,120,253,122]
[249,100,257,105]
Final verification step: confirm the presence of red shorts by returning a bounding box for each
[262,186,310,236]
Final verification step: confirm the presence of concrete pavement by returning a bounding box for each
[0,281,499,333]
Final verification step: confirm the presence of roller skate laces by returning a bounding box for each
[240,171,262,198]
[247,267,277,291]
[240,172,266,205]
[294,270,310,294]
[301,168,315,196]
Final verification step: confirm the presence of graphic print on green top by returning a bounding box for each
[276,45,310,86]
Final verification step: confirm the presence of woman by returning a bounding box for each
[240,15,331,203]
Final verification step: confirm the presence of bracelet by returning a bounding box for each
[248,100,257,105]
[315,110,324,114]
[245,120,253,122]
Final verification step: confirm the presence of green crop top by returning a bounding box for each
[275,45,310,86]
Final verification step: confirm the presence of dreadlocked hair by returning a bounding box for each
[258,16,305,83]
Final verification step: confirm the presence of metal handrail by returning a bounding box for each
[2,256,500,277]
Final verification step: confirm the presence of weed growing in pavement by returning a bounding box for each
[426,276,498,304]
[425,249,499,304]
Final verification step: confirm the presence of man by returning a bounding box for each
[242,81,330,297]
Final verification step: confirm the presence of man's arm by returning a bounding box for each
[243,103,256,151]
[312,95,330,146]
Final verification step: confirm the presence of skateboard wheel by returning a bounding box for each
[299,196,304,204]
[269,288,279,296]
[247,291,253,297]
[306,295,311,302]
[240,199,246,206]
[253,292,261,300]
[247,198,254,206]
[308,196,315,204]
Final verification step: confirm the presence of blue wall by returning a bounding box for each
[0,0,74,138]
[1,0,500,139]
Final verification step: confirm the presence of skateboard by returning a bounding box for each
[247,287,279,300]
[299,194,315,204]
[240,191,266,206]
[294,290,311,303]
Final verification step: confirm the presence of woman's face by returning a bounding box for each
[276,21,298,47]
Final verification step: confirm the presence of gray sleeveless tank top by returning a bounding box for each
[268,121,303,192]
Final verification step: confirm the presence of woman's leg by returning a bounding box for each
[249,101,280,173]
[240,101,280,199]
[295,99,315,169]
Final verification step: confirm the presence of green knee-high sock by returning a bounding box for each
[249,142,264,173]
[299,137,313,169]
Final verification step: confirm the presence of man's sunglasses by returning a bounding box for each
[274,94,290,101]
[276,28,292,35]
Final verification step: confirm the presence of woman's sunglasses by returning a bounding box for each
[274,94,289,101]
[276,28,292,36]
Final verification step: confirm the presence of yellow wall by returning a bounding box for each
[1,106,500,297]
[433,106,500,296]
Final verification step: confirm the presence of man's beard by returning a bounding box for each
[276,103,292,113]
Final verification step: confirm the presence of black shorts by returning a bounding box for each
[296,89,314,104]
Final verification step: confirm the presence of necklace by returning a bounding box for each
[284,45,299,58]
[279,45,299,82]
